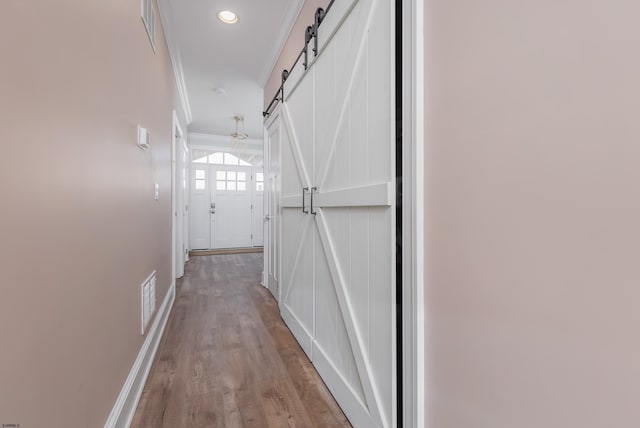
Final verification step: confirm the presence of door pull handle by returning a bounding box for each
[302,187,309,214]
[310,187,317,215]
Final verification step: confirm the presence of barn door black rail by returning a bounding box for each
[263,1,335,118]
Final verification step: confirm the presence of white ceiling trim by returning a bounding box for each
[258,0,306,87]
[189,132,264,149]
[157,0,193,124]
[190,144,265,158]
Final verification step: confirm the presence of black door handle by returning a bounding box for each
[310,187,317,215]
[302,187,309,214]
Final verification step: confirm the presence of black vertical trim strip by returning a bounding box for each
[395,0,403,425]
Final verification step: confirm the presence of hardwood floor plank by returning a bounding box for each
[131,253,351,428]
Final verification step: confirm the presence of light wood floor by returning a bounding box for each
[131,253,351,428]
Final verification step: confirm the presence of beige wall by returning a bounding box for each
[425,1,640,427]
[0,0,185,426]
[263,0,330,108]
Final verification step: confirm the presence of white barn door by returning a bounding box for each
[278,0,395,426]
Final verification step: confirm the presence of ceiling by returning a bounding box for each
[165,0,304,140]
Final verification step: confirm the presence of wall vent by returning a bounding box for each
[141,0,156,52]
[141,271,157,334]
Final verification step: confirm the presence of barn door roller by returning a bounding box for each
[303,8,326,69]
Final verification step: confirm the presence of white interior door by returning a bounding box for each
[265,113,281,300]
[182,142,189,262]
[251,166,265,247]
[278,0,395,426]
[189,164,210,250]
[210,165,252,249]
[175,137,188,278]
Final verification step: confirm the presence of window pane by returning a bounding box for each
[224,153,239,165]
[210,152,224,164]
[256,172,264,182]
[256,182,264,191]
[237,172,246,181]
[227,171,236,180]
[239,159,251,166]
[216,171,225,180]
[216,181,226,190]
[227,181,236,191]
[195,169,206,179]
[237,182,246,191]
[193,156,208,164]
[195,180,206,190]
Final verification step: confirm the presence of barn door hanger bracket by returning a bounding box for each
[280,69,289,102]
[303,8,326,70]
[313,8,325,55]
[303,26,313,70]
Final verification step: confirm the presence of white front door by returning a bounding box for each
[265,113,281,300]
[278,0,395,426]
[251,166,265,247]
[210,165,252,249]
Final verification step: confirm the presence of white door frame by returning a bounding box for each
[401,0,425,426]
[171,110,185,281]
[182,139,190,264]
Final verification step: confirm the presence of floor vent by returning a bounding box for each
[141,272,157,334]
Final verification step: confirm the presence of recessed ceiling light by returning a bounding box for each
[218,10,238,24]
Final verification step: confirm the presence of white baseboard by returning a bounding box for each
[104,281,176,428]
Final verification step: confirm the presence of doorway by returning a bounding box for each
[172,111,188,280]
[189,148,264,250]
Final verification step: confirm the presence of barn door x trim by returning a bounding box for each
[280,101,391,427]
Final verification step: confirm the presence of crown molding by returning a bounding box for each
[157,0,193,124]
[258,0,306,87]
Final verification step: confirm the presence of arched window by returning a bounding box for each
[191,149,258,166]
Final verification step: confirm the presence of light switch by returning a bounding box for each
[137,126,150,150]
[154,183,159,200]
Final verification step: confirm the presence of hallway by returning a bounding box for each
[131,253,351,427]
